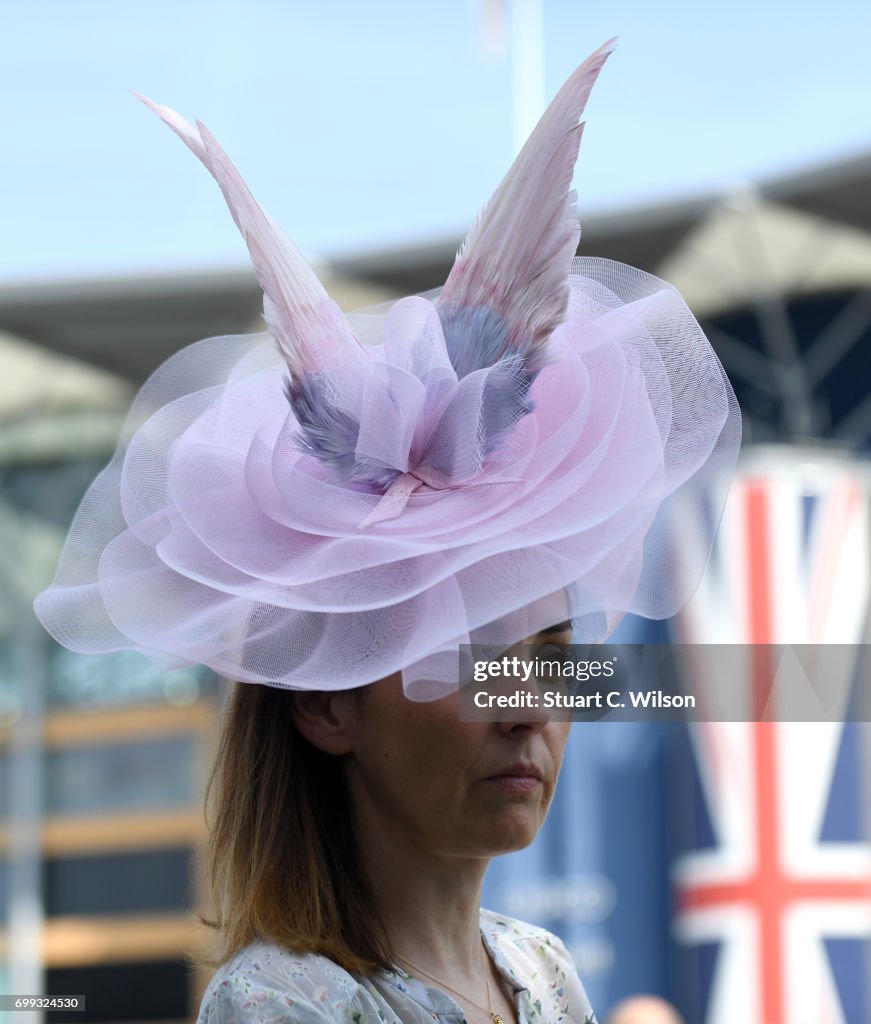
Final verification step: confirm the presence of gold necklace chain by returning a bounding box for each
[395,937,506,1024]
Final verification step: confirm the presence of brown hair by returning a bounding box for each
[195,681,391,973]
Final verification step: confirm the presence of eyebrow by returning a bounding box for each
[537,620,573,635]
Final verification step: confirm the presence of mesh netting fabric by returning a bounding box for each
[34,258,740,699]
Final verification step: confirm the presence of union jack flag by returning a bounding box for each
[670,450,871,1023]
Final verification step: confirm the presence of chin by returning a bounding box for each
[482,812,544,854]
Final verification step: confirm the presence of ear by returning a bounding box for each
[291,690,355,756]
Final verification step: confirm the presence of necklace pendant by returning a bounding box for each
[491,1015,504,1024]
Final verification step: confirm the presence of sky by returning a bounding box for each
[4,0,871,282]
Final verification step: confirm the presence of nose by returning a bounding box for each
[491,680,562,737]
[494,715,550,738]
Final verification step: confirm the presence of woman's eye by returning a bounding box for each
[530,641,569,663]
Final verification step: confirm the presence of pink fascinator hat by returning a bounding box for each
[35,41,741,699]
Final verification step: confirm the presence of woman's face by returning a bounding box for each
[333,625,573,861]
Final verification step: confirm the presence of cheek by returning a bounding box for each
[359,719,455,804]
[544,724,572,790]
[549,723,572,759]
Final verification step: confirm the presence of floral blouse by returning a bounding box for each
[197,909,598,1023]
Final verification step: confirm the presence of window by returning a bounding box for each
[44,848,192,917]
[46,960,190,1023]
[45,738,195,814]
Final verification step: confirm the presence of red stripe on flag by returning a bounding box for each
[746,482,783,1024]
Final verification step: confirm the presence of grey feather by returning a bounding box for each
[286,374,400,489]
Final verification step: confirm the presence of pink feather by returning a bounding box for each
[132,93,362,379]
[437,38,616,363]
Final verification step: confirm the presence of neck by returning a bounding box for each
[351,797,489,976]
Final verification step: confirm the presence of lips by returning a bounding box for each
[486,763,543,792]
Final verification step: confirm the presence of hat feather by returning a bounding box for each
[437,38,616,377]
[133,93,362,380]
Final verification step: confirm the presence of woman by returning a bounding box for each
[201,623,586,1023]
[35,39,739,1024]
